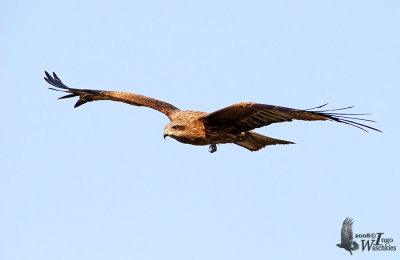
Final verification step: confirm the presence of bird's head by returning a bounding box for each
[163,112,206,142]
[164,122,187,139]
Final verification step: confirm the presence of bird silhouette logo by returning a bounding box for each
[337,217,359,255]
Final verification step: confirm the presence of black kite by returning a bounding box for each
[44,72,381,153]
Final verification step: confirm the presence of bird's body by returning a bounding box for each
[163,106,295,152]
[44,72,380,153]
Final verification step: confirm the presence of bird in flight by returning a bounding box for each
[44,71,381,153]
[336,217,359,255]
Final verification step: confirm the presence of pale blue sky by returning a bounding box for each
[1,0,399,259]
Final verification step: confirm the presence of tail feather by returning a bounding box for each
[235,131,294,151]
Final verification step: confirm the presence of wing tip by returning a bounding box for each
[44,71,71,91]
[310,105,382,133]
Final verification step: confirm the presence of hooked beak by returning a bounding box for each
[163,129,169,139]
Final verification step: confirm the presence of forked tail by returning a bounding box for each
[235,131,294,151]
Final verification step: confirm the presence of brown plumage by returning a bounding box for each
[44,71,381,153]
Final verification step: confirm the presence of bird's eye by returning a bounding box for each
[171,125,184,130]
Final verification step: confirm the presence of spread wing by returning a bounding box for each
[44,71,180,119]
[341,217,355,243]
[200,102,381,133]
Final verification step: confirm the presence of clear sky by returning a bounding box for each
[1,0,399,259]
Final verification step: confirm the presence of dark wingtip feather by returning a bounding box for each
[58,93,79,99]
[74,99,86,108]
[44,77,54,86]
[45,71,52,80]
[305,103,329,111]
[44,71,70,90]
[308,104,382,133]
[44,71,58,87]
[45,71,83,106]
[53,72,62,84]
[48,87,68,93]
[44,71,56,85]
[326,113,381,133]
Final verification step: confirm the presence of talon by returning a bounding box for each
[208,144,217,153]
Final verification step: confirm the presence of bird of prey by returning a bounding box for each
[336,217,359,255]
[44,71,381,153]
